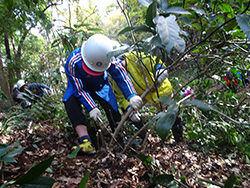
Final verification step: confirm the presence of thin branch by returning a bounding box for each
[211,108,250,126]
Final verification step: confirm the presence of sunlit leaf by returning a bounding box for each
[138,0,152,8]
[158,0,168,13]
[165,6,190,15]
[189,6,206,16]
[236,14,250,39]
[73,23,92,28]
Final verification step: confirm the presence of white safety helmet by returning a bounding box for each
[81,34,115,72]
[17,80,26,89]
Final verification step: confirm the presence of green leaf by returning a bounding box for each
[118,26,135,35]
[137,153,153,165]
[2,156,17,164]
[152,174,175,186]
[0,180,15,188]
[146,0,157,27]
[149,35,164,47]
[23,0,30,8]
[6,147,25,158]
[165,7,191,15]
[15,155,55,184]
[67,146,80,159]
[183,99,212,111]
[0,145,12,158]
[158,0,168,12]
[155,95,176,106]
[51,39,60,48]
[187,131,198,140]
[88,28,103,32]
[189,6,206,16]
[236,14,250,39]
[73,23,92,28]
[219,3,234,16]
[224,172,236,188]
[156,111,177,141]
[3,0,13,11]
[79,171,90,188]
[133,25,154,33]
[148,111,165,128]
[19,176,55,188]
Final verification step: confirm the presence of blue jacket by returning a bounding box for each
[63,46,137,112]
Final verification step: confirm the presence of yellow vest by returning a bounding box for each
[112,52,173,110]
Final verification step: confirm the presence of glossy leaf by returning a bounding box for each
[165,6,191,15]
[15,155,55,184]
[18,176,55,188]
[79,171,90,188]
[184,99,212,111]
[146,0,157,27]
[236,14,250,39]
[156,111,177,141]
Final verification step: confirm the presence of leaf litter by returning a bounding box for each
[1,122,250,187]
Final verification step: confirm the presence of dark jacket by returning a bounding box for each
[13,83,51,109]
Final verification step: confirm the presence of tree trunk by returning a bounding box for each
[0,46,12,105]
[4,32,15,97]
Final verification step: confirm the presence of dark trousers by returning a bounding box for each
[64,92,121,132]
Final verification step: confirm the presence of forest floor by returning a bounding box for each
[1,120,250,188]
[1,85,250,187]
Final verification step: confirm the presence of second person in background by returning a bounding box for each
[112,51,183,143]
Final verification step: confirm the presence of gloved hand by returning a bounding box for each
[16,93,23,99]
[155,69,168,83]
[25,101,32,108]
[89,108,101,121]
[128,108,141,122]
[129,95,143,110]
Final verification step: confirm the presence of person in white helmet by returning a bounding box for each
[13,79,51,109]
[63,34,143,155]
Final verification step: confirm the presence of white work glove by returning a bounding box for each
[129,95,143,110]
[89,108,102,121]
[155,69,168,83]
[128,108,141,122]
[16,93,23,99]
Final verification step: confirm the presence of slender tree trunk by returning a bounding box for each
[0,46,12,105]
[4,32,15,101]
